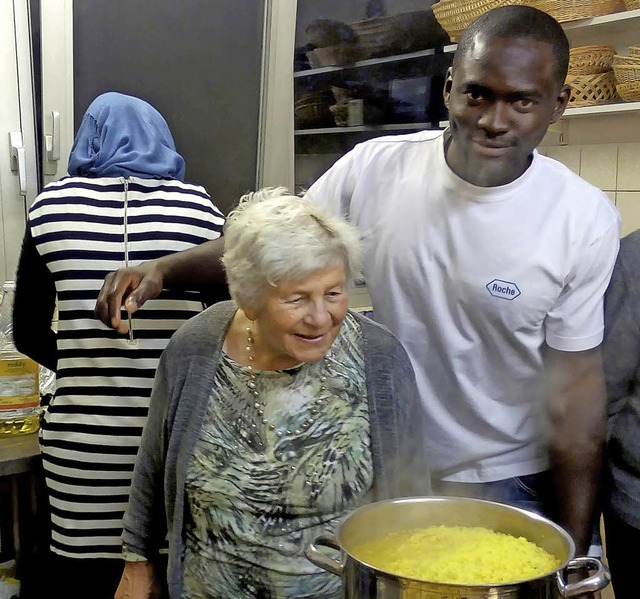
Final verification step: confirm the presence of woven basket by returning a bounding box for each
[294,92,334,128]
[306,44,364,68]
[431,0,535,43]
[534,0,625,23]
[613,55,640,69]
[351,16,403,58]
[623,0,640,8]
[630,46,640,57]
[566,71,618,107]
[617,80,640,101]
[614,64,640,84]
[568,45,615,75]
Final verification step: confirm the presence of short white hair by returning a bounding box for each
[222,186,363,311]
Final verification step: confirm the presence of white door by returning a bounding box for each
[0,0,38,283]
[0,0,73,283]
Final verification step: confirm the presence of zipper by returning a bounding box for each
[123,178,137,345]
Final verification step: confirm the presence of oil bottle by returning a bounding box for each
[0,281,40,436]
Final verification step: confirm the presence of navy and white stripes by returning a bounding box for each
[28,176,224,558]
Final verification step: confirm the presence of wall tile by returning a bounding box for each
[616,192,640,237]
[579,144,618,191]
[617,143,640,192]
[546,145,581,175]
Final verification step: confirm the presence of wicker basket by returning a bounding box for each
[568,45,615,75]
[534,0,625,22]
[623,0,640,9]
[617,80,640,101]
[630,46,640,57]
[306,44,364,68]
[614,64,640,84]
[431,0,535,43]
[294,92,334,128]
[351,16,403,58]
[613,55,640,69]
[566,71,618,107]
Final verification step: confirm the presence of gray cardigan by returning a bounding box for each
[602,230,640,530]
[122,301,432,597]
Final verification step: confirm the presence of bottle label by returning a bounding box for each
[347,99,364,127]
[0,358,39,409]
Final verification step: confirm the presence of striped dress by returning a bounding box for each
[25,175,224,559]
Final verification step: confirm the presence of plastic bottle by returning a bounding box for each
[0,281,40,436]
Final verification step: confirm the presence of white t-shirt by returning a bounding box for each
[307,129,620,483]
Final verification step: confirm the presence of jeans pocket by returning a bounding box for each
[513,473,544,501]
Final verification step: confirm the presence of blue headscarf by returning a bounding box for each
[67,92,186,181]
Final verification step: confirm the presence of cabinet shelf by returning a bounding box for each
[294,48,440,78]
[295,122,436,136]
[437,102,640,129]
[563,101,640,118]
[562,8,640,33]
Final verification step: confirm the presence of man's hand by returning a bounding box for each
[95,238,227,332]
[114,561,162,599]
[95,262,165,333]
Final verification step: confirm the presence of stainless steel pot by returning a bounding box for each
[306,497,610,598]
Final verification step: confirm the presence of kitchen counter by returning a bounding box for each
[0,431,43,582]
[0,432,40,477]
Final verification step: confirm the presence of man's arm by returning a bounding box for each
[543,345,607,556]
[94,237,225,333]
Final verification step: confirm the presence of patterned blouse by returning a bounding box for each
[182,312,373,598]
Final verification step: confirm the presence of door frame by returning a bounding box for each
[256,0,296,192]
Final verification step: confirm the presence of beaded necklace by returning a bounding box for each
[242,325,330,440]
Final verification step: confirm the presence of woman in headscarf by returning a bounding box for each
[12,91,225,599]
[114,187,431,599]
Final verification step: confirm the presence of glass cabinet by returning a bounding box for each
[293,0,453,191]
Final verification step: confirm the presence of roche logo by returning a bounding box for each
[486,279,521,301]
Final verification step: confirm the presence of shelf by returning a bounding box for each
[562,8,640,33]
[563,101,640,118]
[436,101,640,129]
[294,48,439,78]
[295,122,435,136]
[563,8,640,48]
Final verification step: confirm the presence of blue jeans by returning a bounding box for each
[431,471,554,518]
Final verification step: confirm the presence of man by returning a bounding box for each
[95,7,619,556]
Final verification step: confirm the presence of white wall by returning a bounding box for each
[541,112,640,236]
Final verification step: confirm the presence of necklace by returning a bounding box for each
[242,325,329,440]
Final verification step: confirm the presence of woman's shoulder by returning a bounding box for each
[349,310,406,358]
[168,300,236,350]
[350,309,392,339]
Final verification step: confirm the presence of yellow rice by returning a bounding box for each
[352,525,561,585]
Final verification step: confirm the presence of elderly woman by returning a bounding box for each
[115,187,431,599]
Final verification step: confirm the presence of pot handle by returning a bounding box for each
[557,556,611,598]
[305,534,344,577]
